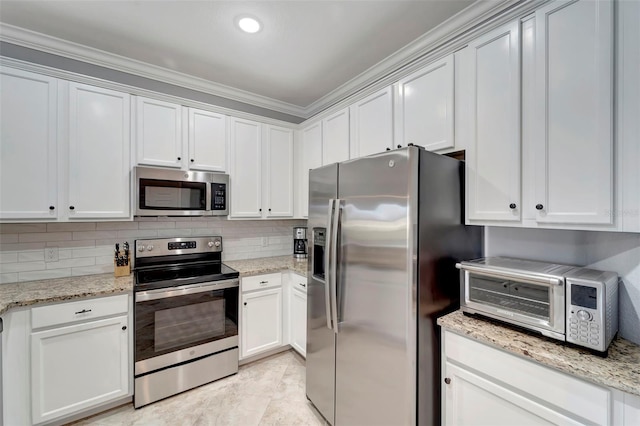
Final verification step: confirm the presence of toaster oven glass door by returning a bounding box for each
[468,275,551,319]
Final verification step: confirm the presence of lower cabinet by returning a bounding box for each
[31,315,130,424]
[240,273,283,358]
[442,330,636,426]
[289,274,307,357]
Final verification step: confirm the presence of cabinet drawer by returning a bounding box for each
[242,273,282,292]
[444,331,612,425]
[292,274,307,293]
[31,294,129,329]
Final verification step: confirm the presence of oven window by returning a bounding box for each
[135,287,238,362]
[140,178,206,211]
[469,275,550,319]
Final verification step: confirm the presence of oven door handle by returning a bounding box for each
[135,279,239,302]
[456,263,563,287]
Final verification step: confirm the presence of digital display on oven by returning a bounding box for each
[571,284,597,309]
[168,241,196,250]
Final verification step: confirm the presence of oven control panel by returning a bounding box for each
[168,241,197,250]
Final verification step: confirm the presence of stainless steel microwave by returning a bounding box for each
[134,166,229,216]
[457,257,619,354]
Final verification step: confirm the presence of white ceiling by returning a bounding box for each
[0,0,475,109]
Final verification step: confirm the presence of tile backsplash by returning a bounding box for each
[0,218,306,284]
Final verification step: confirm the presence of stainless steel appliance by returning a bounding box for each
[458,257,619,354]
[306,146,482,425]
[133,236,240,408]
[134,166,228,216]
[293,227,307,259]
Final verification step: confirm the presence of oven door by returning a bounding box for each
[134,279,238,375]
[460,267,565,339]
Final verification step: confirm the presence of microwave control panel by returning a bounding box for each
[211,183,227,211]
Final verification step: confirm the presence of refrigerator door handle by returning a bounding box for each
[330,199,343,334]
[325,199,336,330]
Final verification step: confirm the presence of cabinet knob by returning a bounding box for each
[444,377,451,385]
[386,148,391,151]
[536,204,544,210]
[69,206,75,210]
[122,326,127,331]
[268,208,271,212]
[397,145,402,149]
[509,203,516,209]
[259,208,262,212]
[244,302,247,306]
[177,157,181,161]
[408,143,414,147]
[301,283,306,287]
[190,159,194,162]
[49,206,55,210]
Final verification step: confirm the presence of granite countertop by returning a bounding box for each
[0,255,307,316]
[438,310,640,397]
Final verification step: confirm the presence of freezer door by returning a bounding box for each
[306,163,338,425]
[335,148,418,426]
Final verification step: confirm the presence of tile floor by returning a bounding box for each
[72,350,327,426]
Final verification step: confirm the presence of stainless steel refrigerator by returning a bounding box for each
[306,146,482,425]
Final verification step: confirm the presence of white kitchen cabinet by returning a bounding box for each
[135,96,182,168]
[264,125,294,217]
[67,83,131,219]
[229,117,262,218]
[289,274,307,357]
[532,0,614,225]
[322,107,350,166]
[298,123,323,218]
[395,54,454,152]
[0,68,58,220]
[241,286,283,359]
[350,87,394,158]
[442,330,614,426]
[464,21,521,223]
[187,108,227,172]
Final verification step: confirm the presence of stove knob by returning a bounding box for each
[214,240,221,247]
[137,245,145,252]
[146,245,154,251]
[577,310,592,321]
[207,241,214,248]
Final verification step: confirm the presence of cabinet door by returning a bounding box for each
[68,83,130,219]
[299,123,323,218]
[443,362,583,426]
[31,316,129,424]
[465,21,521,222]
[265,125,294,217]
[229,118,262,218]
[188,108,227,172]
[241,287,283,358]
[534,0,613,224]
[322,108,350,165]
[290,287,307,357]
[136,97,182,168]
[350,87,394,158]
[0,68,58,220]
[395,54,454,152]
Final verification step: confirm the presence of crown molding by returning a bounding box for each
[0,23,306,117]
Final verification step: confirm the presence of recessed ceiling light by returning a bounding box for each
[237,16,261,34]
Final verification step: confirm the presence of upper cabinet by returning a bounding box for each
[532,0,613,225]
[187,108,227,172]
[0,68,58,220]
[297,123,323,218]
[135,97,182,168]
[464,21,522,223]
[322,107,350,165]
[264,125,294,217]
[350,87,394,157]
[395,54,455,152]
[67,83,131,219]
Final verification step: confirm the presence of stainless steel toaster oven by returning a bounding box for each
[457,257,619,354]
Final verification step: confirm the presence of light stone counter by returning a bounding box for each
[0,256,308,316]
[438,310,640,397]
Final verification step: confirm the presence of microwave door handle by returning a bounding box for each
[325,199,336,330]
[330,199,342,334]
[458,264,563,287]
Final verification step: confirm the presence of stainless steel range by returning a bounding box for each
[133,236,239,408]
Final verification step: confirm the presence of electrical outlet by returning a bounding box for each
[45,247,59,262]
[261,237,268,247]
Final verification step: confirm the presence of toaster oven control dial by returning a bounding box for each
[576,310,592,321]
[138,245,145,252]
